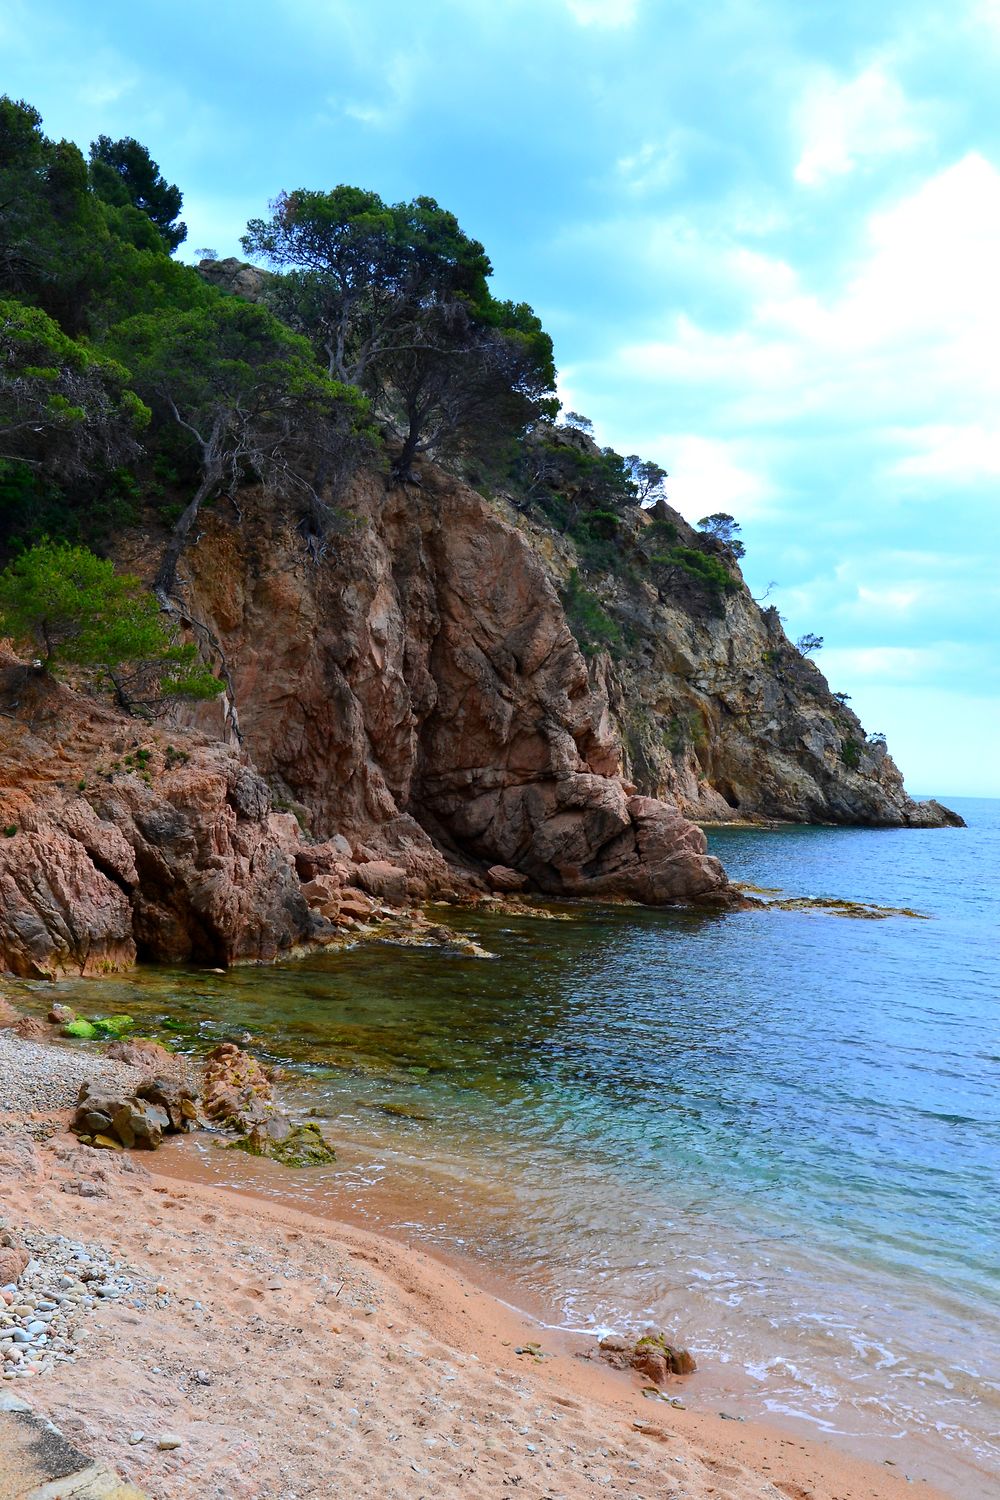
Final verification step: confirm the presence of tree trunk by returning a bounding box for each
[391,411,423,484]
[154,467,219,597]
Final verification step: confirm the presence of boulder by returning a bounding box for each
[598,1331,696,1384]
[104,1038,176,1071]
[72,1076,200,1151]
[229,1119,336,1168]
[486,864,528,892]
[203,1042,276,1132]
[352,860,408,903]
[12,1015,50,1041]
[0,996,22,1028]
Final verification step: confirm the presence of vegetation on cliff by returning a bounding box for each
[0,93,958,831]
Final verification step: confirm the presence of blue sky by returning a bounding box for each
[4,0,998,797]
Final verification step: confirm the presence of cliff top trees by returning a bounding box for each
[242,188,492,384]
[242,186,556,478]
[89,135,187,253]
[108,298,375,592]
[698,511,745,559]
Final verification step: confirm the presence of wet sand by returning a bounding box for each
[1,1103,961,1500]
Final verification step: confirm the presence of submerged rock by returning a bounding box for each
[227,1118,337,1167]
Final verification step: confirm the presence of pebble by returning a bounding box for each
[157,1433,183,1450]
[0,1219,139,1379]
[128,1430,145,1445]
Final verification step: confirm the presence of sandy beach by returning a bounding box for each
[0,1029,959,1500]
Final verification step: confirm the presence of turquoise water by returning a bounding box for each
[29,797,999,1494]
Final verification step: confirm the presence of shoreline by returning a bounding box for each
[151,1129,990,1500]
[1,1099,953,1500]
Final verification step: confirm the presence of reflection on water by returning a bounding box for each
[18,798,1000,1498]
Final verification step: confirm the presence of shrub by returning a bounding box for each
[560,568,621,658]
[841,738,861,769]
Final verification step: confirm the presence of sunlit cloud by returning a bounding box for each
[566,0,638,28]
[793,63,929,186]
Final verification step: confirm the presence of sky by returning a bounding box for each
[4,0,999,797]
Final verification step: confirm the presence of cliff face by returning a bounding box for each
[473,485,958,829]
[0,672,315,977]
[177,466,730,907]
[0,442,958,978]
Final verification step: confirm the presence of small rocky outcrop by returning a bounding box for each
[196,255,271,301]
[72,1076,200,1150]
[0,677,319,977]
[203,1042,337,1165]
[598,1331,697,1385]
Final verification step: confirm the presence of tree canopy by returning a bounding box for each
[89,134,187,252]
[0,298,149,480]
[108,298,375,591]
[243,186,556,477]
[0,540,221,709]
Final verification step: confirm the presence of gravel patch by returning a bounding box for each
[1,1220,145,1381]
[0,1032,152,1115]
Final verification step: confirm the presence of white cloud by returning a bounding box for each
[794,63,928,187]
[647,434,773,522]
[818,645,934,682]
[340,52,420,128]
[614,153,1000,439]
[890,424,1000,482]
[566,0,637,29]
[617,136,683,193]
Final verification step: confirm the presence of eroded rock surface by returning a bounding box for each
[177,469,732,907]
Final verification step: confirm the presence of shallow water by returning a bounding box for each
[25,797,1000,1496]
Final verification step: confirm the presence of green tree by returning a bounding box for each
[0,539,221,710]
[796,632,824,656]
[625,455,667,505]
[243,187,492,384]
[107,298,375,592]
[375,294,556,479]
[0,298,149,478]
[243,187,555,478]
[89,135,187,252]
[698,511,745,560]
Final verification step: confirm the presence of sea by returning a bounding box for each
[24,796,999,1497]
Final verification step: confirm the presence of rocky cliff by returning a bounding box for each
[498,490,959,828]
[0,432,959,977]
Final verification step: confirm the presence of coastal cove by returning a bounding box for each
[9,798,998,1499]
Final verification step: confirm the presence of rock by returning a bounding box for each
[229,1119,337,1168]
[203,1043,275,1132]
[0,1241,28,1284]
[48,1002,75,1024]
[176,474,735,909]
[12,1015,51,1041]
[71,1076,200,1151]
[0,694,318,976]
[598,1331,696,1384]
[104,1037,176,1069]
[353,860,408,903]
[62,1018,97,1039]
[204,1042,335,1165]
[196,254,270,300]
[0,996,22,1028]
[156,1432,183,1450]
[90,1014,134,1039]
[486,865,528,893]
[337,888,375,922]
